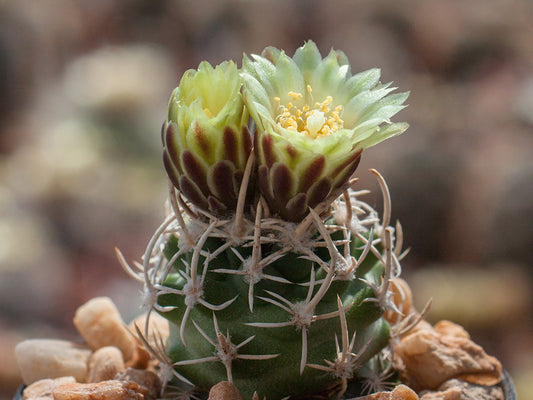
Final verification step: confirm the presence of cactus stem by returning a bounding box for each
[213,243,291,311]
[253,267,339,375]
[249,268,338,373]
[307,296,365,399]
[177,270,238,345]
[138,178,401,395]
[176,314,278,383]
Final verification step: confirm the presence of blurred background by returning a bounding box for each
[0,0,531,399]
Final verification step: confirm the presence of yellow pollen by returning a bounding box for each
[275,87,344,139]
[288,91,303,100]
[204,108,212,117]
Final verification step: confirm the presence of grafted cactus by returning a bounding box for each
[120,41,412,400]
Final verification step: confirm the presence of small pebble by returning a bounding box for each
[208,381,243,400]
[116,368,161,400]
[15,339,91,384]
[53,380,144,400]
[356,384,419,400]
[73,297,136,362]
[420,379,504,400]
[87,346,125,383]
[391,385,419,400]
[395,320,502,390]
[23,376,76,400]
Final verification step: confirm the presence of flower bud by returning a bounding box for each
[162,61,252,216]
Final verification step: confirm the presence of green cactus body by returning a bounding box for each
[156,221,390,399]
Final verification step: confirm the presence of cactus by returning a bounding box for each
[120,41,411,400]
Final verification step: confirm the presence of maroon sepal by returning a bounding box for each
[179,175,208,211]
[209,160,237,207]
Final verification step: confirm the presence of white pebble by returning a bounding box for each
[15,339,91,384]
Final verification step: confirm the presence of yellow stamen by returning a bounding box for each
[275,86,344,138]
[288,91,303,100]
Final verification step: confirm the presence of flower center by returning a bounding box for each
[274,85,344,138]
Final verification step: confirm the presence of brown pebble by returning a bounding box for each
[433,320,470,339]
[420,379,504,400]
[73,297,137,362]
[87,346,125,383]
[356,384,419,400]
[23,377,76,400]
[208,381,243,400]
[391,384,419,400]
[53,380,144,400]
[116,368,161,400]
[395,320,502,390]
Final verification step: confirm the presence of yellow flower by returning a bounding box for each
[241,41,409,221]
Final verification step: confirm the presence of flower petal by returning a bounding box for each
[273,53,306,103]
